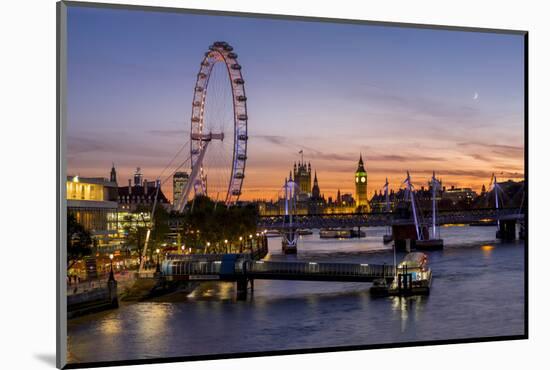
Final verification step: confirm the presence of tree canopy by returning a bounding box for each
[176,196,259,250]
[67,213,93,268]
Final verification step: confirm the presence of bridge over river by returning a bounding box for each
[257,207,524,230]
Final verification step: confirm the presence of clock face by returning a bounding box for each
[355,177,359,183]
[361,176,366,183]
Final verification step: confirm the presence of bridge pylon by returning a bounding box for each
[235,278,253,301]
[281,177,299,254]
[497,219,517,240]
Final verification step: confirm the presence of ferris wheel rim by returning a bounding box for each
[190,41,248,205]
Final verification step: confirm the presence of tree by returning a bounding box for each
[175,195,259,252]
[67,213,93,269]
[129,204,172,261]
[124,223,147,264]
[150,204,171,247]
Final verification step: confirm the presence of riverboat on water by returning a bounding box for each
[319,228,365,239]
[370,252,432,297]
[264,230,281,237]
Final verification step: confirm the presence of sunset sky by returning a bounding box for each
[66,5,525,202]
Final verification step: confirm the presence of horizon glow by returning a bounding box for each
[66,6,525,202]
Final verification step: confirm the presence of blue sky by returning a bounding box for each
[66,5,525,200]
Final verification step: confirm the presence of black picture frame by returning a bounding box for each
[57,1,528,368]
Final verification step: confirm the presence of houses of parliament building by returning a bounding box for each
[258,155,369,215]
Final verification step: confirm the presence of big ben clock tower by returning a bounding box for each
[355,154,369,211]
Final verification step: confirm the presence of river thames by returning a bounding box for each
[67,226,525,364]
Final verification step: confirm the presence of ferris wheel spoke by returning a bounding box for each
[178,41,247,212]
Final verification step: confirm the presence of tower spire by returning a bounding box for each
[357,153,365,172]
[311,170,320,199]
[355,153,368,210]
[110,162,117,183]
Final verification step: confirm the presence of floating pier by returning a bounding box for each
[161,255,396,300]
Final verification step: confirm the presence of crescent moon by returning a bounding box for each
[473,92,479,100]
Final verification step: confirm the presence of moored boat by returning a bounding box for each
[264,230,280,237]
[320,228,365,239]
[370,252,432,297]
[469,219,497,226]
[388,252,432,296]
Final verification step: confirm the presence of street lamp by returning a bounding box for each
[108,253,114,281]
[155,248,160,273]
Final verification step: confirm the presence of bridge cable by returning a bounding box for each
[159,155,192,187]
[156,137,191,181]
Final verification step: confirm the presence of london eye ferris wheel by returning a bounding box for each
[175,41,248,211]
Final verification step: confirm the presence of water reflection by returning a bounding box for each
[391,296,428,333]
[68,227,525,364]
[135,303,172,336]
[99,318,121,335]
[188,282,235,301]
[481,244,495,258]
